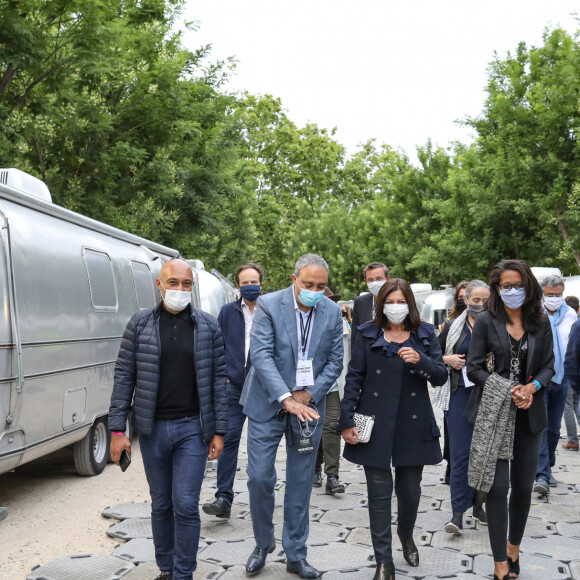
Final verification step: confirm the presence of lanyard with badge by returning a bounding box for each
[296,308,315,388]
[296,308,316,453]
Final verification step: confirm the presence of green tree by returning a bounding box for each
[466,27,580,272]
[0,0,249,267]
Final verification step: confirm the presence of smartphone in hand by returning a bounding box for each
[120,449,131,472]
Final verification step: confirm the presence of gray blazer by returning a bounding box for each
[240,285,344,422]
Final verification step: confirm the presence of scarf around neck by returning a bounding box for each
[433,310,468,411]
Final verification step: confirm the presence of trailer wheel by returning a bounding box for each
[74,417,111,476]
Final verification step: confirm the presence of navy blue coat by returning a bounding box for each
[108,302,228,443]
[338,321,447,469]
[218,298,251,392]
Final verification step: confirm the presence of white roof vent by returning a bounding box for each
[411,283,433,293]
[188,259,205,271]
[0,168,52,202]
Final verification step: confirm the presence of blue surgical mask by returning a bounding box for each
[296,282,324,307]
[500,288,526,310]
[240,284,261,302]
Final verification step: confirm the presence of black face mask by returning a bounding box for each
[456,298,467,313]
[468,303,484,317]
[342,310,348,318]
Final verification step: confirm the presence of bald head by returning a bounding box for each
[156,259,194,297]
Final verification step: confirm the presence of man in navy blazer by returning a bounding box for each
[203,263,264,519]
[351,261,390,349]
[241,254,343,579]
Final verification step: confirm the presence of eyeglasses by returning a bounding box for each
[499,282,524,291]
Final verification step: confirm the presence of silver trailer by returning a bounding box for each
[564,275,580,303]
[0,169,231,478]
[420,288,454,328]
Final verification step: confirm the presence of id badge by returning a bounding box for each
[298,433,314,454]
[296,358,314,388]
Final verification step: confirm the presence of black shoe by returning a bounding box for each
[374,562,395,580]
[286,559,322,579]
[325,474,345,495]
[493,574,510,580]
[245,540,276,575]
[202,496,231,518]
[312,469,322,488]
[508,555,520,578]
[472,506,488,525]
[533,478,550,496]
[445,512,463,534]
[154,572,172,580]
[400,538,419,567]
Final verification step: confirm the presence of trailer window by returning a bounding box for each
[131,261,155,309]
[83,249,118,311]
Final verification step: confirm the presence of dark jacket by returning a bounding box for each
[108,302,228,442]
[438,320,470,394]
[338,321,447,469]
[218,298,252,391]
[466,311,554,434]
[564,319,580,395]
[351,293,374,352]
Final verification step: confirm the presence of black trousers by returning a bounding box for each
[486,409,543,562]
[364,465,423,563]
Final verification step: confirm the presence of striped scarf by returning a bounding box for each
[433,310,468,411]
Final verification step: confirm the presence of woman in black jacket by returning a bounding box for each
[338,278,447,580]
[466,260,554,580]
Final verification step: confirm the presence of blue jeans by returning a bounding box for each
[445,385,477,513]
[139,416,207,580]
[536,381,569,480]
[215,389,246,504]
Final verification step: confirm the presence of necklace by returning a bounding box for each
[385,327,407,342]
[508,334,523,379]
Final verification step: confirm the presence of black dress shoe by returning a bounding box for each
[374,562,395,580]
[286,558,322,579]
[401,538,419,567]
[312,469,322,488]
[325,474,345,495]
[202,496,231,518]
[245,540,276,575]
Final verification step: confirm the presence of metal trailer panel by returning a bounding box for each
[0,183,178,475]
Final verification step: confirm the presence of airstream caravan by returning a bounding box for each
[0,169,234,478]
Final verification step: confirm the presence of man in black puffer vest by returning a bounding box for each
[109,259,228,580]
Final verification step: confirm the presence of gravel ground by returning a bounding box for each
[0,440,149,577]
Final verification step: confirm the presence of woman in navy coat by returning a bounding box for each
[338,278,447,580]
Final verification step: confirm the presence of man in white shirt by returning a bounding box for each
[534,275,578,495]
[203,263,264,518]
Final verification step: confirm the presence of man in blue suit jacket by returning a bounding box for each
[241,254,343,579]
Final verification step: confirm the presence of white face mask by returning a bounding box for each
[543,295,563,312]
[367,280,386,296]
[160,282,192,312]
[383,303,409,324]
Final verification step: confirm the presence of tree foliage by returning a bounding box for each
[2,7,580,297]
